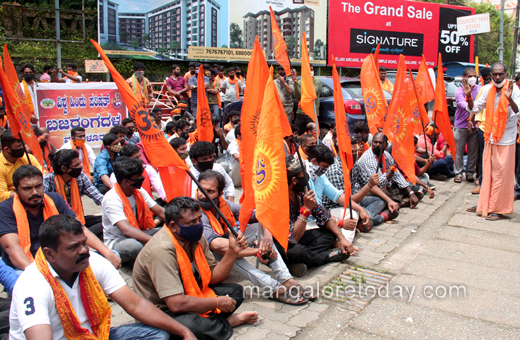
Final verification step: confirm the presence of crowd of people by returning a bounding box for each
[0,59,516,340]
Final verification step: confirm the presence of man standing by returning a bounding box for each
[207,69,221,121]
[293,66,322,135]
[19,63,38,116]
[453,67,481,183]
[126,62,153,107]
[0,130,42,202]
[184,62,197,100]
[166,64,188,102]
[54,63,82,83]
[60,127,96,181]
[188,63,209,117]
[39,65,53,83]
[221,67,242,109]
[379,66,393,93]
[274,65,295,122]
[466,62,520,220]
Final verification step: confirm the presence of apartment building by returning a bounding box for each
[98,0,119,43]
[118,13,146,44]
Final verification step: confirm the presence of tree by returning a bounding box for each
[130,38,140,49]
[230,23,243,48]
[314,39,324,60]
[156,44,169,59]
[142,33,151,49]
[285,36,297,58]
[120,30,130,44]
[221,44,228,48]
[169,40,181,58]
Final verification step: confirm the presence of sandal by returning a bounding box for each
[485,213,503,221]
[466,206,477,213]
[454,175,462,183]
[466,174,474,183]
[270,288,309,305]
[295,284,318,301]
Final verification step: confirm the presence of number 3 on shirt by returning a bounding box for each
[24,297,35,315]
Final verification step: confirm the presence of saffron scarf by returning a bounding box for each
[227,77,240,100]
[131,74,149,105]
[13,194,59,261]
[114,183,155,231]
[67,71,79,83]
[35,248,111,339]
[55,175,85,225]
[213,78,222,109]
[484,81,510,143]
[0,116,6,128]
[70,140,91,175]
[200,196,236,236]
[164,226,219,317]
[298,147,308,161]
[21,79,34,113]
[42,144,53,173]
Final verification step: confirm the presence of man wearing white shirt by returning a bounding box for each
[9,214,195,340]
[19,63,38,126]
[220,68,243,109]
[466,62,520,220]
[189,141,235,201]
[60,127,96,181]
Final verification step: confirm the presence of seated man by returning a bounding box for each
[9,215,196,340]
[351,132,418,214]
[189,141,235,201]
[274,156,359,276]
[122,117,142,145]
[132,197,258,340]
[109,125,128,146]
[34,127,56,174]
[150,108,166,131]
[353,121,371,149]
[0,130,42,202]
[0,165,120,270]
[0,258,18,338]
[59,127,96,181]
[165,121,176,139]
[169,119,191,143]
[226,124,241,186]
[416,124,454,179]
[94,133,120,194]
[170,137,192,167]
[197,171,307,303]
[102,156,164,263]
[44,150,105,240]
[305,122,317,138]
[298,134,317,161]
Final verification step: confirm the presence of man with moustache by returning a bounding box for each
[274,65,295,122]
[167,64,188,102]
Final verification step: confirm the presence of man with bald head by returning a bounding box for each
[298,134,316,161]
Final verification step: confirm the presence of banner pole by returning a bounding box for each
[431,111,438,156]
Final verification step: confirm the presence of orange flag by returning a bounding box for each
[332,56,354,218]
[3,45,35,117]
[433,53,456,160]
[383,55,416,185]
[361,54,387,135]
[253,75,290,250]
[91,39,189,201]
[269,7,291,76]
[239,37,270,231]
[415,56,435,104]
[299,31,317,122]
[196,64,214,142]
[408,71,430,135]
[0,52,43,167]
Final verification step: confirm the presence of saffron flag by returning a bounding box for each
[0,52,43,167]
[91,39,189,200]
[332,56,354,219]
[269,7,291,76]
[299,31,317,122]
[408,71,430,135]
[3,45,35,117]
[361,54,387,135]
[239,37,270,231]
[433,53,456,160]
[196,64,214,142]
[415,56,435,104]
[253,74,290,250]
[383,55,416,185]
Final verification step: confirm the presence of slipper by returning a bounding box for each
[485,213,503,221]
[454,175,462,183]
[466,174,474,182]
[466,206,477,213]
[269,289,309,305]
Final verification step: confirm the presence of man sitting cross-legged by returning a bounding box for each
[196,170,309,304]
[9,215,196,340]
[132,196,259,340]
[101,156,164,263]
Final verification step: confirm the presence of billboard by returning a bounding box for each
[37,83,127,149]
[328,0,474,69]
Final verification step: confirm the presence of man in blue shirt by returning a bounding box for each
[188,63,209,118]
[94,133,120,194]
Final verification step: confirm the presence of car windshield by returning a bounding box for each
[341,82,392,100]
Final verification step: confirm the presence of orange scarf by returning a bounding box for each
[114,183,155,231]
[55,175,85,225]
[485,82,510,143]
[67,71,79,83]
[164,227,219,317]
[13,194,59,261]
[21,80,34,114]
[213,78,222,109]
[283,140,296,155]
[0,116,6,128]
[227,77,240,100]
[298,147,308,161]
[132,74,149,105]
[42,144,53,173]
[331,143,338,157]
[200,196,236,236]
[70,140,90,175]
[35,248,111,339]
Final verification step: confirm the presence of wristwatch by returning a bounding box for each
[409,191,415,197]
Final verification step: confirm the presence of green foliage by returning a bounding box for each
[285,36,297,58]
[314,39,324,60]
[120,31,130,44]
[142,33,151,49]
[230,23,243,48]
[221,44,228,48]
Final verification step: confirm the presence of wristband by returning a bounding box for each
[337,219,344,227]
[390,165,398,172]
[297,216,308,223]
[300,206,311,217]
[368,183,373,189]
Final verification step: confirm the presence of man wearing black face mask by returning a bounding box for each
[34,127,56,173]
[298,134,317,161]
[126,62,153,107]
[102,157,165,263]
[0,130,43,202]
[19,63,38,116]
[44,149,105,240]
[172,119,191,142]
[189,141,236,201]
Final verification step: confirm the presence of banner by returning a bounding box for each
[187,46,258,61]
[328,0,474,68]
[85,60,109,73]
[36,83,127,149]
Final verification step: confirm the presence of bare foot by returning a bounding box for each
[227,311,259,327]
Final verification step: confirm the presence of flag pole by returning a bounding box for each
[313,101,321,143]
[185,170,239,237]
[292,135,309,185]
[255,223,263,269]
[348,195,353,220]
[378,135,387,170]
[421,118,429,158]
[18,133,32,165]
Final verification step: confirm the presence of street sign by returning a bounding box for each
[457,13,490,37]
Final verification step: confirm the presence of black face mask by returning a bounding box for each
[23,74,34,82]
[180,132,189,140]
[9,148,25,158]
[372,146,382,157]
[196,159,214,173]
[236,72,241,76]
[232,117,240,125]
[292,176,308,194]
[128,177,145,190]
[229,75,235,80]
[197,196,219,211]
[67,167,82,178]
[190,70,196,75]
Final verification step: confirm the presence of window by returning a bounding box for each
[99,4,104,34]
[321,85,332,97]
[108,8,116,35]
